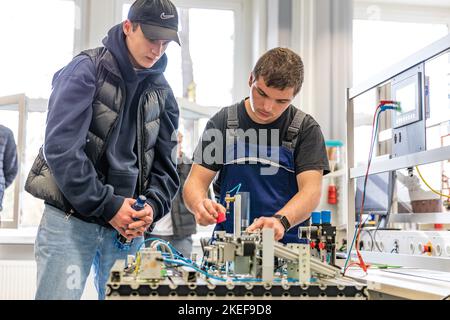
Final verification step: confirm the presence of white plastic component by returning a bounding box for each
[262,228,274,283]
[360,230,450,256]
[418,243,423,253]
[435,244,442,256]
[137,248,164,281]
[409,242,415,254]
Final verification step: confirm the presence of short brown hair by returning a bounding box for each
[131,22,139,31]
[252,47,304,96]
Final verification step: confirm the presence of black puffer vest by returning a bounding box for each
[25,47,170,226]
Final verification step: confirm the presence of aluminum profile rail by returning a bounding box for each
[273,243,341,278]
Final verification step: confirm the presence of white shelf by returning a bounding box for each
[0,228,37,245]
[389,213,450,224]
[352,251,450,273]
[324,169,346,179]
[350,145,450,179]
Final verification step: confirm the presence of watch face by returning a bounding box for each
[275,215,290,231]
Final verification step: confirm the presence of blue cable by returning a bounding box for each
[136,237,184,258]
[226,183,242,195]
[343,215,371,270]
[343,109,382,271]
[344,104,401,271]
[163,258,227,281]
[163,258,303,284]
[380,105,401,112]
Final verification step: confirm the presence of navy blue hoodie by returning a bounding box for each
[44,23,178,223]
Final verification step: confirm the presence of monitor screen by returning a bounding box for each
[395,81,417,114]
[355,172,392,215]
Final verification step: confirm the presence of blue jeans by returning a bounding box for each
[148,234,193,258]
[35,204,143,300]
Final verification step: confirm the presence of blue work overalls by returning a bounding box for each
[215,103,307,244]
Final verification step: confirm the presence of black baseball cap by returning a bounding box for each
[128,0,180,45]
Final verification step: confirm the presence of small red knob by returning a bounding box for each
[310,242,316,249]
[216,212,226,224]
[319,242,326,250]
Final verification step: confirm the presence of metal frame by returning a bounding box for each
[0,94,27,229]
[350,145,450,179]
[346,34,450,272]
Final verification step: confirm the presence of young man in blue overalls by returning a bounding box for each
[184,48,330,243]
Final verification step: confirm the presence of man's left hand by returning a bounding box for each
[246,217,285,241]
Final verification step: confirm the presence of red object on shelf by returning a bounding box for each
[310,242,316,249]
[328,185,337,205]
[216,211,226,224]
[319,242,326,250]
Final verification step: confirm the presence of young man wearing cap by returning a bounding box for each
[183,48,330,243]
[26,0,180,300]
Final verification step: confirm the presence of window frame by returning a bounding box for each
[0,95,26,229]
[0,0,79,229]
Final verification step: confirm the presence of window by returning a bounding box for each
[0,0,76,99]
[21,110,47,227]
[352,1,450,167]
[353,1,449,86]
[353,19,448,86]
[0,0,76,228]
[0,104,20,227]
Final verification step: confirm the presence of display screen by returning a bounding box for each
[355,172,391,214]
[395,81,417,113]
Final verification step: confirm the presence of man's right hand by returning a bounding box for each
[109,198,152,240]
[192,199,226,226]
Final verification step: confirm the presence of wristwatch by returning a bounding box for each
[273,214,291,232]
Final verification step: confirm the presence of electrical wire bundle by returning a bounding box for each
[415,166,450,200]
[135,237,300,283]
[343,100,401,275]
[135,237,247,282]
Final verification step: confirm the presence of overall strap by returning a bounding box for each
[282,109,307,151]
[226,103,240,139]
[227,103,239,130]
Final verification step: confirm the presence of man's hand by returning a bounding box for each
[246,217,285,241]
[192,199,225,226]
[126,202,153,238]
[109,198,153,240]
